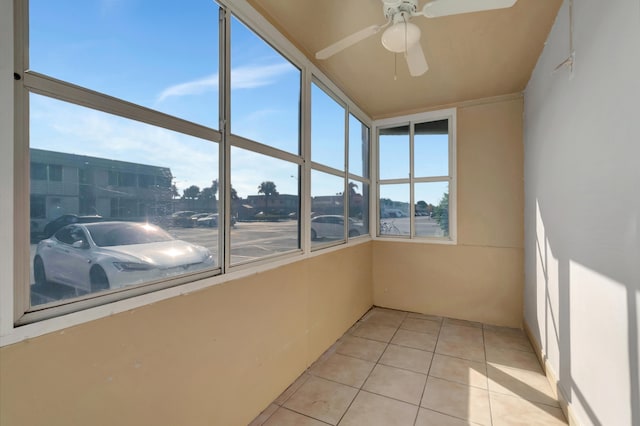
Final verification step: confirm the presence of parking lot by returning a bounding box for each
[29,216,444,305]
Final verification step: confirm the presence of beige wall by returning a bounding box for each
[0,243,373,426]
[373,98,524,327]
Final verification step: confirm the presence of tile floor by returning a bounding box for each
[249,307,567,426]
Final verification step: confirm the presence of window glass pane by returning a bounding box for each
[415,182,449,238]
[230,17,300,154]
[230,147,299,264]
[379,184,410,236]
[31,163,47,180]
[29,1,220,128]
[311,83,345,170]
[49,165,63,181]
[348,181,369,238]
[414,120,449,177]
[311,171,345,246]
[29,94,218,307]
[348,114,369,178]
[379,125,409,180]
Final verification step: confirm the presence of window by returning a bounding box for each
[13,0,370,326]
[24,1,223,316]
[348,114,370,236]
[376,110,456,242]
[229,15,302,264]
[48,165,63,182]
[29,0,220,129]
[230,17,300,155]
[310,82,370,247]
[230,147,300,264]
[29,95,220,306]
[30,163,47,180]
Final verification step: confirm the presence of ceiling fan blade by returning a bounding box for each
[316,24,383,60]
[422,0,517,18]
[405,43,428,77]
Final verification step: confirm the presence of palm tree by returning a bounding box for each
[257,181,278,214]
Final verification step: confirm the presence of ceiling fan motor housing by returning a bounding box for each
[382,0,419,21]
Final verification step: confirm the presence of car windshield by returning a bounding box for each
[86,222,174,247]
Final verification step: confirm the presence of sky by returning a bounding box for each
[28,0,447,205]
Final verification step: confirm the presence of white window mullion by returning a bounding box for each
[300,68,312,253]
[220,5,231,272]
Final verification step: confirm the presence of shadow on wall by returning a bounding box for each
[530,197,639,426]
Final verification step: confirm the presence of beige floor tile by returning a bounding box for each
[429,354,488,389]
[350,322,397,343]
[415,408,482,426]
[486,346,544,372]
[309,353,375,388]
[487,364,559,407]
[407,312,443,322]
[263,407,331,426]
[275,373,311,405]
[484,328,533,353]
[444,318,483,328]
[338,391,418,426]
[362,364,427,405]
[435,337,486,362]
[283,376,358,425]
[248,403,279,426]
[421,377,492,426]
[361,308,407,327]
[379,344,433,374]
[490,392,567,426]
[400,317,442,335]
[440,324,484,343]
[391,329,438,351]
[335,335,387,362]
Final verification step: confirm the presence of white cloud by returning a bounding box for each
[156,62,294,103]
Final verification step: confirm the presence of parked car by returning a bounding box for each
[310,215,365,240]
[171,211,196,227]
[197,213,218,227]
[33,221,215,292]
[190,213,210,226]
[42,214,103,239]
[196,213,236,227]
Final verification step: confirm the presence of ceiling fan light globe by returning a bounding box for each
[381,21,421,53]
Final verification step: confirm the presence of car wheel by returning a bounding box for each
[311,229,317,240]
[348,229,360,238]
[90,266,110,292]
[34,256,47,286]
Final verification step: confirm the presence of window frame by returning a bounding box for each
[309,78,372,250]
[374,108,457,244]
[4,0,373,336]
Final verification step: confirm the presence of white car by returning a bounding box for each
[310,215,365,240]
[33,221,215,293]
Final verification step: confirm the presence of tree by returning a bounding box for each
[433,192,449,236]
[169,182,179,199]
[182,185,200,200]
[200,187,216,200]
[257,181,278,214]
[182,185,200,210]
[348,182,363,218]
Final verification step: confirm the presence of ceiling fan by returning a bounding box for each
[315,0,518,77]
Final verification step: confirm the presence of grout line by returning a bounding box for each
[483,325,496,426]
[412,319,443,426]
[276,406,334,426]
[336,317,405,425]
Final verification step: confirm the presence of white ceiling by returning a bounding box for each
[248,0,563,119]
